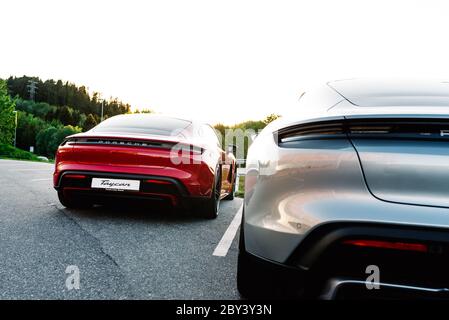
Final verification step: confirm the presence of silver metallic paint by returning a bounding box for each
[244,79,449,264]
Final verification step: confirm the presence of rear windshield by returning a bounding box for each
[328,80,449,107]
[92,115,191,136]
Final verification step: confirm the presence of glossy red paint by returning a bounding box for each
[53,117,236,208]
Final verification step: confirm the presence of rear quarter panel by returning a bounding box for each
[243,130,449,263]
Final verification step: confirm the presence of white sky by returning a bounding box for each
[1,0,448,125]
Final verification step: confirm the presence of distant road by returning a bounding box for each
[0,159,242,299]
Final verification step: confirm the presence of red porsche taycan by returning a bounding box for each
[53,114,237,218]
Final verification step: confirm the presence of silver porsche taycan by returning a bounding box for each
[238,79,449,299]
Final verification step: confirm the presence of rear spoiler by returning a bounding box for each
[61,136,204,154]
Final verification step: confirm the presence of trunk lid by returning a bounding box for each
[347,115,449,208]
[63,132,193,168]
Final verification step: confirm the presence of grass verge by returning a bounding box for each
[235,175,245,198]
[0,144,46,162]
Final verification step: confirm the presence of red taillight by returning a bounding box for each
[342,239,428,253]
[145,179,172,185]
[64,174,87,179]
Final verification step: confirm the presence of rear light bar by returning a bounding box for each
[276,118,449,145]
[145,179,172,185]
[277,120,345,143]
[61,138,175,149]
[64,174,87,179]
[342,239,428,253]
[60,138,204,156]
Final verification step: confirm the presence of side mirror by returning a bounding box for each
[227,144,238,154]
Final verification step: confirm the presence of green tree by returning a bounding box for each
[213,114,281,159]
[36,126,58,156]
[263,113,281,125]
[7,76,132,120]
[36,125,81,158]
[84,113,98,131]
[16,111,49,150]
[71,109,81,126]
[0,80,16,145]
[134,108,153,114]
[213,123,227,138]
[47,125,81,157]
[15,99,56,120]
[58,106,74,125]
[78,113,87,128]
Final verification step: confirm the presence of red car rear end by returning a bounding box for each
[53,114,236,218]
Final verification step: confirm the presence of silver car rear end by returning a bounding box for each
[238,80,449,299]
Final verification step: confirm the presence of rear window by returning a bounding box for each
[92,115,192,136]
[328,80,449,107]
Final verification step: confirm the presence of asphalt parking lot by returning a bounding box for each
[0,159,243,299]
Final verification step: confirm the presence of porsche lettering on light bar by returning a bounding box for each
[62,138,175,149]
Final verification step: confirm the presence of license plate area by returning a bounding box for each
[91,178,140,191]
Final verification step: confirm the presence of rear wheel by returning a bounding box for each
[197,168,221,219]
[58,190,93,209]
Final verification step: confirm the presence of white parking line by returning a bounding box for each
[213,204,243,257]
[31,178,52,182]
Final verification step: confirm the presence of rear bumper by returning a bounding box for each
[242,221,449,299]
[54,170,210,207]
[54,162,215,197]
[239,249,309,298]
[321,278,449,300]
[240,249,449,299]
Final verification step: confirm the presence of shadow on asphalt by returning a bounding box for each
[62,199,231,224]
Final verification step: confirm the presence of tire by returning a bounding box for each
[58,190,93,209]
[196,168,221,219]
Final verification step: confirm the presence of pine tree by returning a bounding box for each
[58,106,74,125]
[84,113,98,131]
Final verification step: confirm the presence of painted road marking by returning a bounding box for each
[213,204,243,257]
[31,178,52,182]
